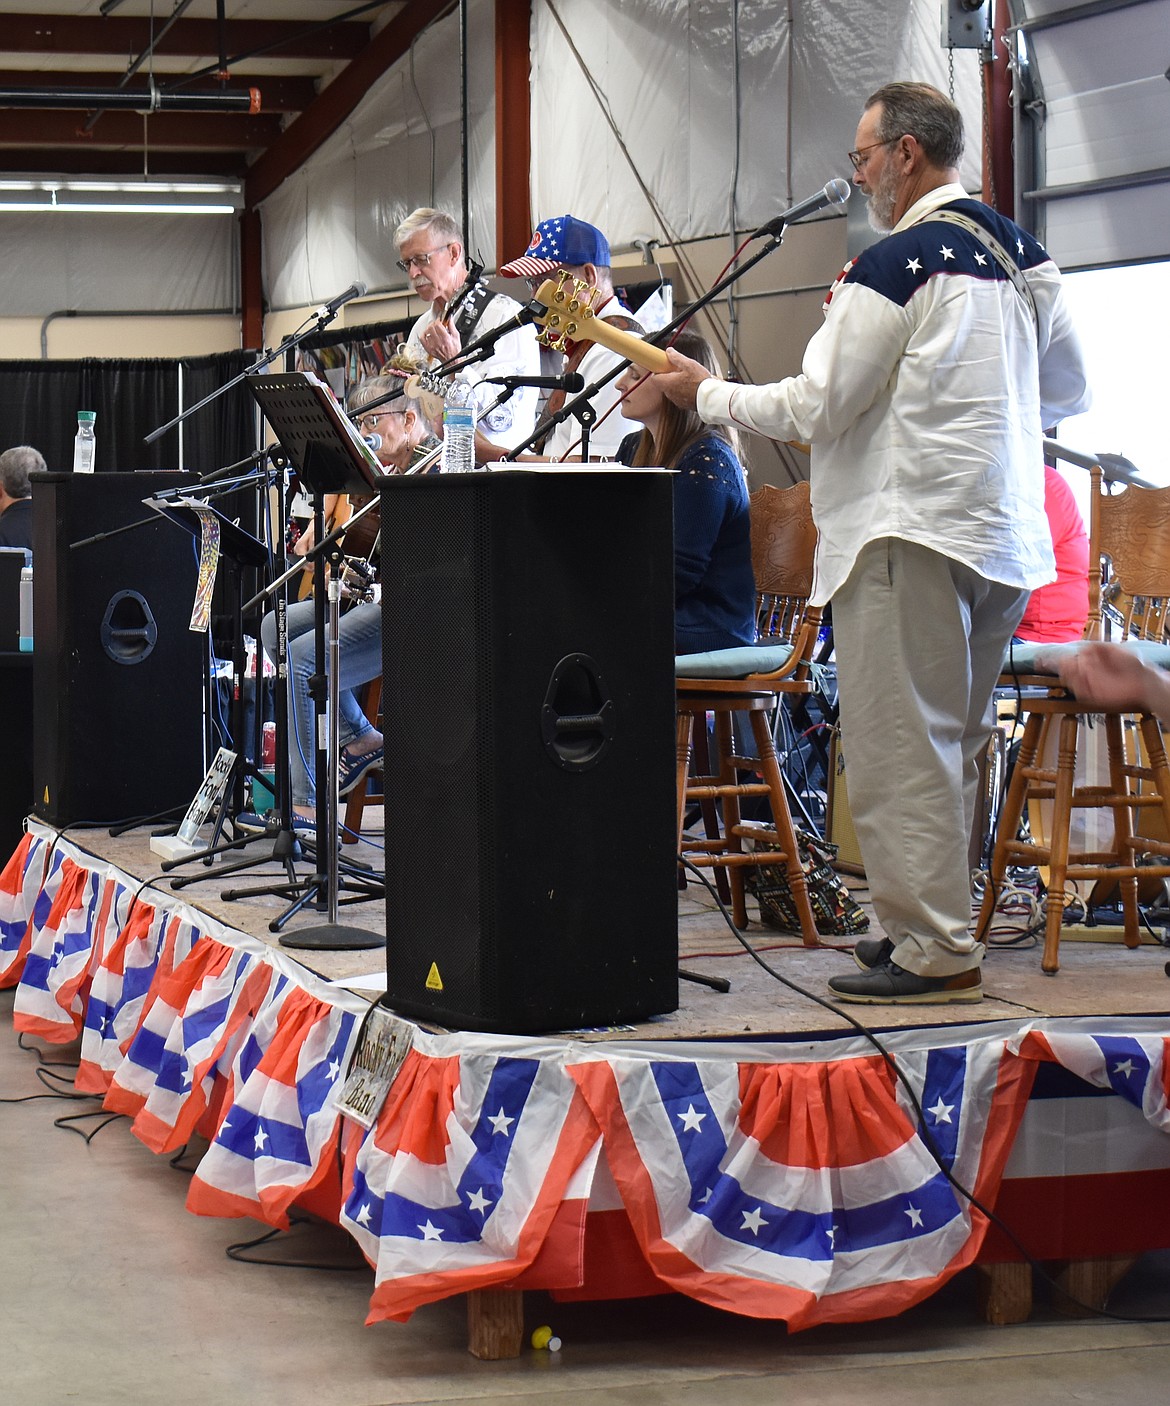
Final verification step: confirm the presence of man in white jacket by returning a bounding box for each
[655,82,1091,1004]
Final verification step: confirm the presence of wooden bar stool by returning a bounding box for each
[979,466,1170,970]
[674,483,823,945]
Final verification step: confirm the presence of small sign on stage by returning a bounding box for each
[338,1005,414,1129]
[149,747,237,861]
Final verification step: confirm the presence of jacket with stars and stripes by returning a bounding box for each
[697,182,1091,607]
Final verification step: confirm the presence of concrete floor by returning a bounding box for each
[4,990,1170,1405]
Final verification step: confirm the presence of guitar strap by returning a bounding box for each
[448,277,495,344]
[535,311,647,449]
[924,208,1039,333]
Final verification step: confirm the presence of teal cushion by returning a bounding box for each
[675,643,795,679]
[1003,638,1170,677]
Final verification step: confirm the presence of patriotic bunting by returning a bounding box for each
[568,1040,1035,1328]
[342,1047,599,1322]
[187,983,358,1229]
[3,823,1170,1334]
[1016,1027,1170,1134]
[0,831,61,986]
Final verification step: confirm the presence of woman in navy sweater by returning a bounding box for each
[616,330,756,652]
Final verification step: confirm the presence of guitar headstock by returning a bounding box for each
[531,272,605,352]
[528,272,670,374]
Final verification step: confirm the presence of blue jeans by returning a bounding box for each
[260,597,380,806]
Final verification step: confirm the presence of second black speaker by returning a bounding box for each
[32,471,205,826]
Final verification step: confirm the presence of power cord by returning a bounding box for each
[680,855,1170,1324]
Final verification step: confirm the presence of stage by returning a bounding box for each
[3,814,1170,1356]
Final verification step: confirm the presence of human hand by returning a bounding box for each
[1036,641,1170,721]
[421,318,461,362]
[654,346,714,410]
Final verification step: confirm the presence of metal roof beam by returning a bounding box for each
[0,12,370,61]
[0,108,281,151]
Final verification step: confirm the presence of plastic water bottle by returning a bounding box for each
[19,565,33,652]
[440,380,476,474]
[73,411,96,473]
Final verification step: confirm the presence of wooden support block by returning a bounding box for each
[1051,1255,1137,1316]
[466,1287,524,1360]
[975,1262,1033,1324]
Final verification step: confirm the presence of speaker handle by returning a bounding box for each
[101,590,159,665]
[541,652,614,771]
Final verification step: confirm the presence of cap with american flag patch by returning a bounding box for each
[499,214,611,278]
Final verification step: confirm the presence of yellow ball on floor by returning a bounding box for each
[531,1325,553,1350]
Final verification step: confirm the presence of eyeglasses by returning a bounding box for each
[356,411,402,430]
[395,245,450,274]
[847,137,899,172]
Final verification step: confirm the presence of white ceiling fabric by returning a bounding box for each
[258,0,986,304]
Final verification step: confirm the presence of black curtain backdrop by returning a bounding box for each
[0,352,254,475]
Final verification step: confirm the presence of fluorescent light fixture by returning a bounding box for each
[0,179,242,215]
[0,201,235,215]
[0,178,240,194]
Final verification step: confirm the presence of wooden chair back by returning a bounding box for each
[1089,465,1170,641]
[748,481,821,676]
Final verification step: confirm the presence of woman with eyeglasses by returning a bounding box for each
[614,328,756,653]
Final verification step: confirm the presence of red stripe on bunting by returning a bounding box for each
[738,1056,912,1169]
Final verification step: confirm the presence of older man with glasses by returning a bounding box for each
[395,207,541,453]
[654,81,1091,1006]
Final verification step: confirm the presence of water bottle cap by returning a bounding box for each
[78,411,96,423]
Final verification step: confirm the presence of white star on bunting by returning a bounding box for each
[488,1107,515,1137]
[741,1207,767,1236]
[906,257,922,274]
[419,1220,444,1241]
[253,1124,268,1151]
[974,251,988,266]
[1113,1059,1136,1079]
[355,1202,372,1227]
[927,1097,954,1124]
[467,1188,492,1215]
[939,245,955,261]
[905,1205,924,1229]
[677,1104,706,1133]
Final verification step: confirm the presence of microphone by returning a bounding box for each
[316,280,368,319]
[754,179,851,237]
[486,373,587,392]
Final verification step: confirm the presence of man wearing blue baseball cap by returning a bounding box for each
[493,214,642,461]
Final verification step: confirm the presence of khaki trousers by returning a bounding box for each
[831,538,1027,976]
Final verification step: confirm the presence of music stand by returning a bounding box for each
[246,372,387,950]
[141,492,307,884]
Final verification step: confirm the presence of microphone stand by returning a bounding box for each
[143,300,354,447]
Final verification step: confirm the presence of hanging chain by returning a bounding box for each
[948,44,956,102]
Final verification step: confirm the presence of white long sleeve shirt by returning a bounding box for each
[697,184,1091,606]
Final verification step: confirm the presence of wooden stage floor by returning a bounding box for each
[51,808,1170,1041]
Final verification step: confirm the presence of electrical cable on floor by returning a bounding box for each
[681,855,1170,1325]
[17,1032,80,1068]
[225,1214,369,1273]
[54,1109,127,1144]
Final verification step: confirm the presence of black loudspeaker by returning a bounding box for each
[379,470,679,1034]
[32,472,205,826]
